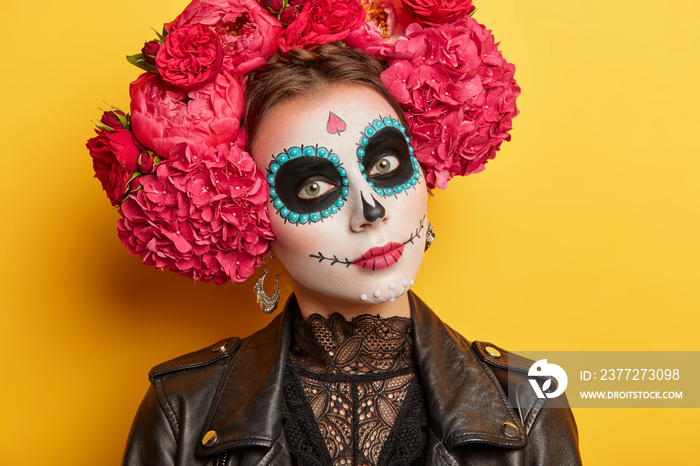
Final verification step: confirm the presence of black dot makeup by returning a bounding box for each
[356,117,421,197]
[267,146,349,224]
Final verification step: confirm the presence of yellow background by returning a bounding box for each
[1,0,698,464]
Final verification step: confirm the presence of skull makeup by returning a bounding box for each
[250,85,428,315]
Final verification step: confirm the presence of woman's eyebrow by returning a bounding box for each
[274,155,340,179]
[363,127,407,154]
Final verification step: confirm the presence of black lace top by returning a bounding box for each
[282,312,428,466]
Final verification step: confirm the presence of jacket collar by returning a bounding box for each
[198,292,525,457]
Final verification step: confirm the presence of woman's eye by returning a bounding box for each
[298,179,336,199]
[369,155,400,176]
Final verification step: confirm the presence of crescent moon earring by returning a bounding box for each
[254,265,280,314]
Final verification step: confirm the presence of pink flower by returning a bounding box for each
[279,0,366,51]
[402,0,474,26]
[155,24,224,91]
[86,111,145,205]
[382,18,519,189]
[117,137,274,284]
[129,72,244,157]
[392,22,480,80]
[345,0,412,57]
[172,0,282,77]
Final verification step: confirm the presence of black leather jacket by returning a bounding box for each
[123,292,582,465]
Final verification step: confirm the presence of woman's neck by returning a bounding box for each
[291,283,411,319]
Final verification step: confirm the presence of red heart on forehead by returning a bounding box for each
[327,112,346,135]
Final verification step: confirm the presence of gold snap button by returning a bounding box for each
[211,340,229,353]
[202,430,218,447]
[502,422,519,438]
[485,345,501,358]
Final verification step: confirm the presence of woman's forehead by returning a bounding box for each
[251,85,400,164]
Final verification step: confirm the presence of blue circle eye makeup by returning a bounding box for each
[356,117,421,197]
[267,145,347,225]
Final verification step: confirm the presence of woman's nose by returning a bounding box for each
[362,192,385,222]
[350,190,388,231]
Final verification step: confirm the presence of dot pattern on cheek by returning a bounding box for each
[267,145,349,225]
[356,117,421,198]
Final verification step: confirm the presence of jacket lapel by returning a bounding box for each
[409,292,527,450]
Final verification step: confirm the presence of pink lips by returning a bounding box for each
[353,242,405,271]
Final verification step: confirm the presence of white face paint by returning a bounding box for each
[251,85,428,314]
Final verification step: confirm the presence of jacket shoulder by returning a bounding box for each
[471,340,564,398]
[125,337,244,464]
[148,337,241,383]
[471,340,539,397]
[471,340,535,375]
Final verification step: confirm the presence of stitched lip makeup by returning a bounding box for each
[353,242,405,270]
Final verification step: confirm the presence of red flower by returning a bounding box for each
[100,109,126,130]
[402,0,474,26]
[382,18,519,189]
[279,5,300,25]
[156,24,224,91]
[87,112,144,205]
[141,40,160,64]
[137,152,157,173]
[172,0,282,77]
[259,0,284,10]
[279,0,366,51]
[117,137,274,284]
[129,72,244,157]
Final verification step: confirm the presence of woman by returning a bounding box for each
[87,1,581,464]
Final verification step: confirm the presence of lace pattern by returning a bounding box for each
[282,313,427,466]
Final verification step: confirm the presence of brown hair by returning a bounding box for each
[244,43,406,149]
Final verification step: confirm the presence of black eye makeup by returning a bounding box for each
[267,146,349,224]
[356,117,421,196]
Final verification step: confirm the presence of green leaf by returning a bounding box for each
[126,53,158,74]
[92,120,113,132]
[103,102,123,111]
[127,171,141,183]
[152,26,166,43]
[115,112,129,129]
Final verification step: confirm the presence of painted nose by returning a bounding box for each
[350,191,387,232]
[361,192,386,223]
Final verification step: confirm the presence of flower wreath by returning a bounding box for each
[87,0,520,285]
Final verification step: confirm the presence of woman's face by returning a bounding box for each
[251,85,428,309]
